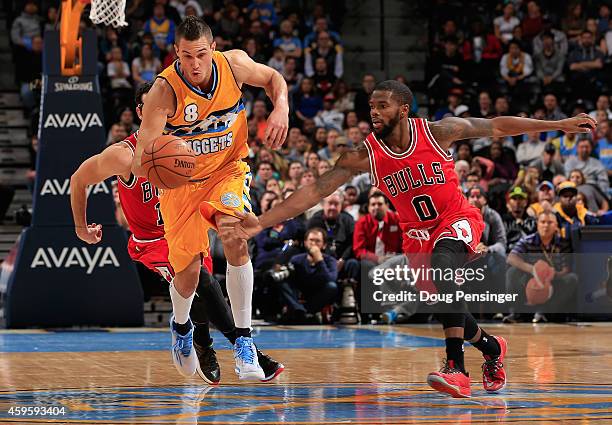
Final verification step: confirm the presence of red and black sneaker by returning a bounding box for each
[427,360,471,398]
[482,335,508,393]
[257,349,285,382]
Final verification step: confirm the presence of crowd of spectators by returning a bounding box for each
[9,0,612,324]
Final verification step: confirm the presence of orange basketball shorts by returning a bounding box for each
[159,160,252,273]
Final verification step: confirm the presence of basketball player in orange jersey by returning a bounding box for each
[70,82,284,384]
[223,80,596,397]
[132,17,289,379]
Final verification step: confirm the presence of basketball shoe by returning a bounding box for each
[256,348,285,382]
[482,335,508,393]
[427,360,471,398]
[170,315,198,377]
[194,342,220,385]
[234,336,265,380]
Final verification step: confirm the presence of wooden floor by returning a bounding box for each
[1,323,611,424]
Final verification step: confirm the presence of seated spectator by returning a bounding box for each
[514,164,541,202]
[530,142,564,182]
[287,160,304,188]
[568,31,604,99]
[250,99,268,142]
[307,191,355,263]
[589,94,612,120]
[603,17,612,57]
[99,27,128,63]
[521,1,543,41]
[253,161,276,200]
[305,151,320,172]
[499,39,535,103]
[527,181,555,217]
[243,37,266,64]
[562,2,586,41]
[488,139,518,187]
[462,19,502,85]
[314,93,344,131]
[517,131,546,166]
[278,228,338,324]
[332,80,355,114]
[554,181,599,241]
[10,1,41,61]
[343,185,360,221]
[433,92,463,121]
[304,17,342,47]
[171,0,203,19]
[117,108,138,134]
[309,57,337,95]
[494,2,520,45]
[502,186,537,252]
[551,132,580,161]
[317,159,332,176]
[106,123,128,146]
[598,4,611,35]
[353,192,402,267]
[107,46,132,96]
[267,47,285,73]
[506,211,577,320]
[532,18,568,57]
[455,160,470,191]
[292,78,323,122]
[16,34,41,111]
[132,43,161,85]
[248,0,278,28]
[564,137,610,194]
[472,91,493,118]
[354,74,376,122]
[428,36,464,102]
[597,123,612,182]
[568,169,609,215]
[305,31,343,79]
[543,93,567,124]
[253,212,304,272]
[282,56,303,92]
[494,95,511,116]
[273,19,302,59]
[317,130,341,161]
[144,4,175,56]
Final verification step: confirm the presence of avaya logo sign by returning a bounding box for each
[43,113,103,132]
[40,179,109,196]
[30,247,120,274]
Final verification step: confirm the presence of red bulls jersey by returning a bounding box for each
[363,118,477,233]
[117,132,164,241]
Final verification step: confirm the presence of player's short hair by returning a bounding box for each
[176,16,213,43]
[134,81,154,106]
[374,80,414,108]
[305,227,327,244]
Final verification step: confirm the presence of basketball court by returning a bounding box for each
[1,323,611,424]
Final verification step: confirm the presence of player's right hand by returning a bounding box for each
[76,223,102,244]
[218,211,262,240]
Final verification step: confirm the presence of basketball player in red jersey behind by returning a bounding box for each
[223,80,596,398]
[70,82,284,384]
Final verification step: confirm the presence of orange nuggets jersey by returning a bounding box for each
[157,51,248,180]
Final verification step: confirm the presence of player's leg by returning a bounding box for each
[169,255,200,377]
[464,312,507,392]
[426,238,472,398]
[215,212,265,380]
[194,268,285,382]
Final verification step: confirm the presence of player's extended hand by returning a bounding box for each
[560,113,597,133]
[218,211,263,241]
[263,107,288,150]
[76,223,102,244]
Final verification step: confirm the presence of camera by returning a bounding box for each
[269,263,295,282]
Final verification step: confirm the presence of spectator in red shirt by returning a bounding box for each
[353,192,403,265]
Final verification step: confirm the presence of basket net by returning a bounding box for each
[89,0,128,28]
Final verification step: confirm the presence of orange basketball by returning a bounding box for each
[141,135,195,189]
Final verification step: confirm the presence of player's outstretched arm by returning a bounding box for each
[132,78,176,176]
[430,113,597,151]
[70,144,132,244]
[224,49,289,149]
[220,148,370,240]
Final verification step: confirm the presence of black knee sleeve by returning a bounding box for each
[191,268,235,334]
[434,312,467,329]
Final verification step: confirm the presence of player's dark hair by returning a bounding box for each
[176,16,213,43]
[374,80,414,108]
[134,81,154,106]
[305,227,327,244]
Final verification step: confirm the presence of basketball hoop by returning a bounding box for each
[59,0,127,76]
[89,0,128,28]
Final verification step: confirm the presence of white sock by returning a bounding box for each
[226,260,254,329]
[169,284,195,325]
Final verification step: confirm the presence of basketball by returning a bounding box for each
[526,260,555,305]
[141,135,196,189]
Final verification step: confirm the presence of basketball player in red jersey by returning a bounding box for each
[223,80,596,398]
[70,82,284,384]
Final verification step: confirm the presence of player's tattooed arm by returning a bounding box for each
[221,147,370,239]
[431,114,597,151]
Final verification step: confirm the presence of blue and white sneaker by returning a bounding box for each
[170,315,197,377]
[382,309,398,324]
[233,336,265,380]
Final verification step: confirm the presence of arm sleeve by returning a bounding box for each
[313,255,338,282]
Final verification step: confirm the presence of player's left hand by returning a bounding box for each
[218,211,263,240]
[560,113,597,133]
[263,107,288,150]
